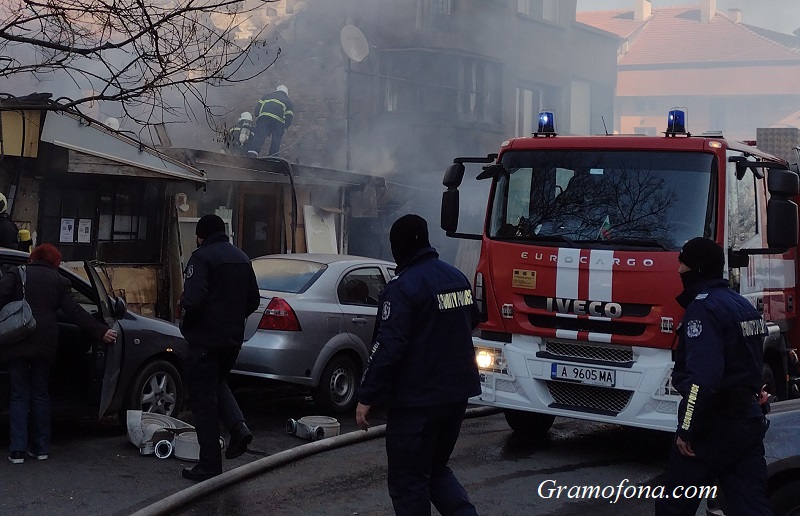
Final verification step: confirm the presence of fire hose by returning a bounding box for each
[129,405,500,516]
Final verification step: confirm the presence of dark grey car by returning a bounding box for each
[231,253,395,413]
[0,248,187,419]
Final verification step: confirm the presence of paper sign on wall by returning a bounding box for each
[77,219,92,243]
[60,218,75,243]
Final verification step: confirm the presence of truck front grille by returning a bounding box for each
[544,341,633,364]
[546,381,633,415]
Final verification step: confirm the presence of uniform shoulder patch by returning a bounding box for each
[381,301,391,321]
[686,319,702,338]
[186,264,194,278]
[694,293,709,301]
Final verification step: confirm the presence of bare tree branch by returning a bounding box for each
[0,0,280,128]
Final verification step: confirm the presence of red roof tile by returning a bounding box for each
[578,5,800,66]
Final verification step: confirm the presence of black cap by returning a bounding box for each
[196,214,226,239]
[389,214,431,266]
[678,237,725,279]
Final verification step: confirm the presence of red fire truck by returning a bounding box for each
[441,110,800,434]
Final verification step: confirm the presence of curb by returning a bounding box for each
[129,405,501,516]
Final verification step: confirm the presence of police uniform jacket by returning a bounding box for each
[357,247,481,408]
[254,90,294,127]
[180,232,260,348]
[0,214,19,248]
[672,278,765,442]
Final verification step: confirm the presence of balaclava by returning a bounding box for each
[677,237,725,291]
[389,214,431,267]
[195,214,226,239]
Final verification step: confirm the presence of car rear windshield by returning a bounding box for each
[251,258,327,293]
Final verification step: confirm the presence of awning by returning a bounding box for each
[40,111,205,183]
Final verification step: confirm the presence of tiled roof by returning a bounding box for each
[577,5,800,66]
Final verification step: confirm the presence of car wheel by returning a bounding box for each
[127,360,183,418]
[503,409,555,435]
[314,355,360,414]
[769,478,800,516]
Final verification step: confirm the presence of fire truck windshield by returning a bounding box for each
[488,150,715,250]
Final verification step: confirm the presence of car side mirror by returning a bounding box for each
[112,297,127,318]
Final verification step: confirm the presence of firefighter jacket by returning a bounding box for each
[672,278,765,441]
[179,232,260,348]
[254,90,294,127]
[357,247,481,408]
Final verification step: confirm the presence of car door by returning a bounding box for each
[84,262,123,418]
[338,266,387,349]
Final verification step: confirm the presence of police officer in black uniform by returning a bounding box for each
[179,214,260,481]
[655,237,771,516]
[356,214,480,516]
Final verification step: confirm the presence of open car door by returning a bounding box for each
[84,262,123,418]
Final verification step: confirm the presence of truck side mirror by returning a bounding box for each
[767,198,799,249]
[441,189,459,232]
[443,163,466,188]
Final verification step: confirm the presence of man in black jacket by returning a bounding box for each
[179,214,260,481]
[356,214,481,516]
[246,85,294,157]
[0,193,19,249]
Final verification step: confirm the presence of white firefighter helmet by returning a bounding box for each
[0,193,7,214]
[276,85,288,95]
[239,112,253,122]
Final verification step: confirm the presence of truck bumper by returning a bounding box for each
[473,334,681,432]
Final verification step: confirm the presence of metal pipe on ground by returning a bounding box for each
[129,406,501,516]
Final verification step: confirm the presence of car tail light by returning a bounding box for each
[258,297,302,331]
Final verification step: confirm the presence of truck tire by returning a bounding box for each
[769,478,800,516]
[503,409,555,435]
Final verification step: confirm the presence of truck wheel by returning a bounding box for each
[763,364,777,400]
[127,360,183,418]
[503,409,555,435]
[314,355,360,414]
[769,478,800,516]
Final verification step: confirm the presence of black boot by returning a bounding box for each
[226,421,253,459]
[182,464,222,481]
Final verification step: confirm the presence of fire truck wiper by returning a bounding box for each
[523,234,577,247]
[603,237,671,250]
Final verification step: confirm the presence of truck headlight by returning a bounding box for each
[475,346,507,373]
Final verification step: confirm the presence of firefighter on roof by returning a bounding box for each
[246,85,294,158]
[655,237,771,516]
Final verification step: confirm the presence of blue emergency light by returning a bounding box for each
[538,111,555,133]
[666,109,687,134]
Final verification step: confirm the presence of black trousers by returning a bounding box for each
[186,344,245,472]
[655,417,771,516]
[247,117,285,157]
[385,401,477,516]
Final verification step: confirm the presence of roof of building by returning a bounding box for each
[577,5,800,67]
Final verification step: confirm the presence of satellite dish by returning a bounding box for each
[340,25,369,63]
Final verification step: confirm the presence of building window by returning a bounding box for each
[518,0,558,23]
[417,0,452,31]
[380,50,501,125]
[40,179,165,264]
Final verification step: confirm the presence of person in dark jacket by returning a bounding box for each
[356,214,481,516]
[0,193,19,249]
[246,85,294,158]
[0,243,116,464]
[655,238,771,516]
[179,214,260,481]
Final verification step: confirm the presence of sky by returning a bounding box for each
[577,0,800,35]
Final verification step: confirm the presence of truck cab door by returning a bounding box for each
[84,262,123,418]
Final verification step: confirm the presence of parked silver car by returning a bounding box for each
[231,254,395,413]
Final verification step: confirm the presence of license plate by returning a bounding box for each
[550,363,616,387]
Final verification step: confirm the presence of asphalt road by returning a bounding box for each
[174,410,685,516]
[1,387,705,515]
